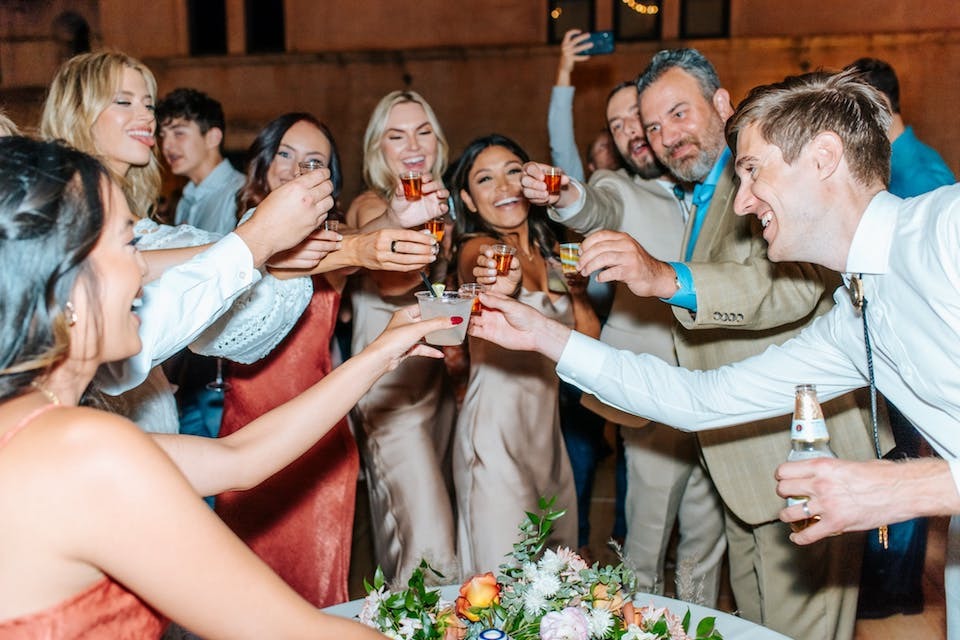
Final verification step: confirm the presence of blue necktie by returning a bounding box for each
[683,148,730,260]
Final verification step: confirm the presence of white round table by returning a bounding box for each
[323,585,792,640]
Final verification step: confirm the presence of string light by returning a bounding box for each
[551,8,562,19]
[621,0,660,14]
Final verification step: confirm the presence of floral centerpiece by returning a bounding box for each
[359,498,723,640]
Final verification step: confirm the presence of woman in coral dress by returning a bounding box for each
[216,113,358,607]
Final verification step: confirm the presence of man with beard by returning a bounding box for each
[525,79,727,607]
[525,49,887,640]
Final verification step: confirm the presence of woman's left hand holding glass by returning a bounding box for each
[473,244,521,295]
[369,304,462,370]
[265,228,342,270]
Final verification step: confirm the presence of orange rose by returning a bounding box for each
[455,572,501,622]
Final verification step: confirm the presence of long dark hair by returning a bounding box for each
[236,112,343,216]
[0,136,109,400]
[449,133,558,260]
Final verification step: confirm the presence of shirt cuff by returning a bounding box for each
[661,261,697,312]
[548,179,586,221]
[556,330,608,388]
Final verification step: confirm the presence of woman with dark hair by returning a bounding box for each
[216,113,356,608]
[237,112,343,215]
[450,134,591,574]
[0,135,452,638]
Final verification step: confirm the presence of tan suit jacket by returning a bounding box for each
[673,163,892,524]
[552,169,685,428]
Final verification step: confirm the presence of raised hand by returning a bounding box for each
[236,168,335,266]
[388,174,451,229]
[348,228,438,271]
[371,303,461,368]
[556,29,594,86]
[468,292,571,361]
[266,229,341,270]
[521,162,574,208]
[578,230,678,299]
[473,244,521,294]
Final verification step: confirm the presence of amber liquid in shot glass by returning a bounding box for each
[543,168,562,196]
[459,283,484,316]
[424,217,444,242]
[400,171,422,200]
[492,245,516,276]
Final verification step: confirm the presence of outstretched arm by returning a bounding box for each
[153,307,458,497]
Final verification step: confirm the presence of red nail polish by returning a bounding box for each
[451,316,464,325]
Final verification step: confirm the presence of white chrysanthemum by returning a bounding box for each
[523,561,540,581]
[555,546,589,573]
[532,572,562,598]
[523,589,550,616]
[621,624,658,640]
[586,606,614,638]
[539,548,565,575]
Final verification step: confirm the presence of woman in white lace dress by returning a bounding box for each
[39,51,328,434]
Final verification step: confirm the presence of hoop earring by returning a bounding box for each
[64,301,78,327]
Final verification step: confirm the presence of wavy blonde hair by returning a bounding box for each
[361,90,448,199]
[41,51,161,218]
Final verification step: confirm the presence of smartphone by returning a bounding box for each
[585,31,615,56]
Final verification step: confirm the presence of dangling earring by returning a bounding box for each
[64,301,78,327]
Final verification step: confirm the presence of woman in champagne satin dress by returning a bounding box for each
[345,91,459,583]
[450,134,588,574]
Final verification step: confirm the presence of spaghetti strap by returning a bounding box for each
[0,403,60,450]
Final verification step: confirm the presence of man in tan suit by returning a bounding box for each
[525,49,888,640]
[536,80,726,605]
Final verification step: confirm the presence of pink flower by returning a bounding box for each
[539,606,590,640]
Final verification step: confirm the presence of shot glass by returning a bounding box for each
[400,171,422,201]
[423,217,445,242]
[491,244,517,276]
[458,283,485,316]
[323,219,340,233]
[559,242,581,275]
[298,159,325,175]
[414,291,473,345]
[543,166,563,196]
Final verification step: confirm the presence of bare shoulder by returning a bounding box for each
[5,406,164,481]
[346,191,388,228]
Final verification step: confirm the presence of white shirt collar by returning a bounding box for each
[844,190,899,277]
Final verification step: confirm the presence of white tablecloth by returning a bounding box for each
[323,585,792,640]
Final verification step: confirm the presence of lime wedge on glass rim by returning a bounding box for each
[431,283,446,297]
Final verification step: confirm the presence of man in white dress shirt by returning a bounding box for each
[471,69,960,639]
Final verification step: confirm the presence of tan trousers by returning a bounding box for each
[724,508,862,640]
[622,424,726,605]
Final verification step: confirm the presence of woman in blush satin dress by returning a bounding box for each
[345,90,459,584]
[216,113,357,607]
[449,134,590,574]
